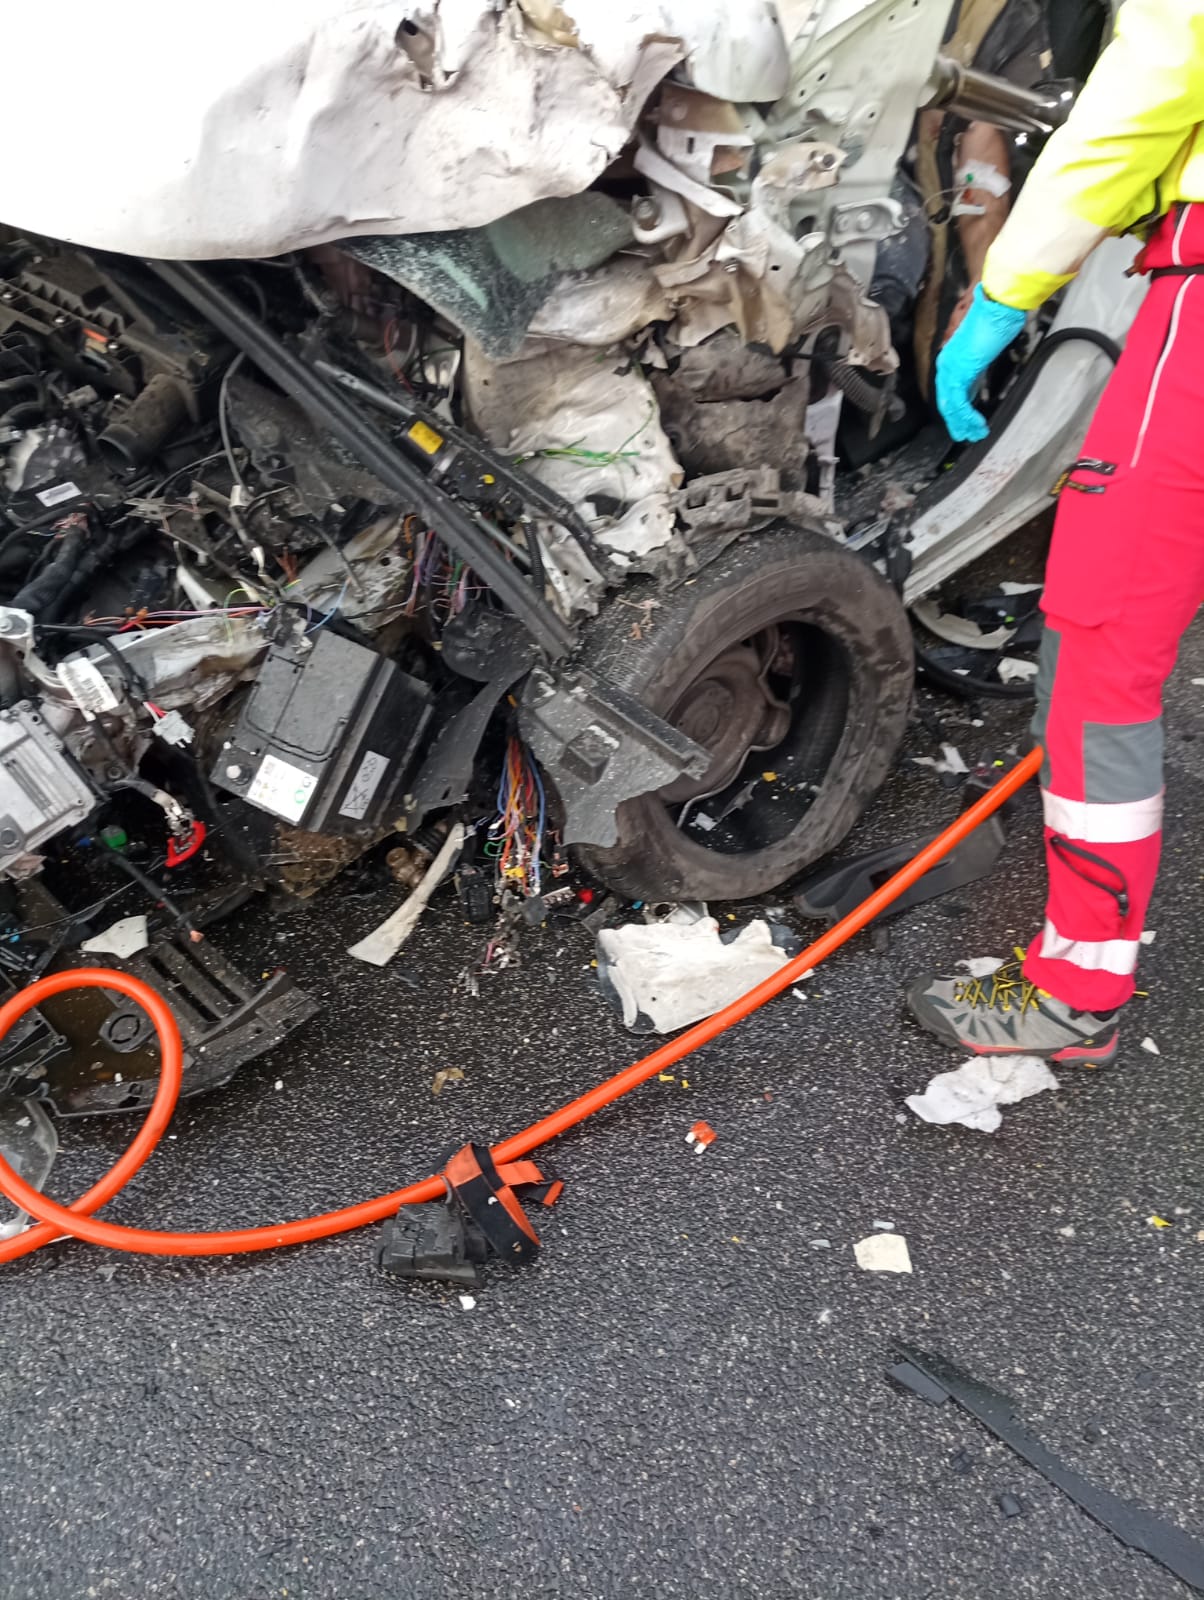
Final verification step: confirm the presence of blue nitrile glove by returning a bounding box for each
[935,283,1027,443]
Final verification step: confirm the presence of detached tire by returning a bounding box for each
[574,522,913,901]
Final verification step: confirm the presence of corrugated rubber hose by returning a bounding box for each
[0,747,1043,1263]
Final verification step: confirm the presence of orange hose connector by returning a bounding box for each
[0,747,1043,1263]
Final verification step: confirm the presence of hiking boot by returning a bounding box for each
[907,957,1120,1063]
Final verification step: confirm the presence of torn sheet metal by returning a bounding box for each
[0,2,786,258]
[520,1,788,103]
[640,133,893,364]
[596,915,790,1033]
[526,257,673,351]
[634,142,745,221]
[655,84,759,187]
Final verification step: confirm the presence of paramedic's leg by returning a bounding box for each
[910,259,1204,1057]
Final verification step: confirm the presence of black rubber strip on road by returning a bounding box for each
[888,1344,1204,1593]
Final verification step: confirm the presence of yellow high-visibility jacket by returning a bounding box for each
[982,0,1204,310]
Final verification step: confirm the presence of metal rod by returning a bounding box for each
[923,56,1071,136]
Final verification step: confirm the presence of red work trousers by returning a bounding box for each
[1024,203,1204,1013]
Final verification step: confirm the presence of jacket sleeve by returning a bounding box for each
[982,0,1204,310]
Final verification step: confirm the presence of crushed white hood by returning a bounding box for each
[0,0,788,258]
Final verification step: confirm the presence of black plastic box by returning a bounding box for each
[211,627,432,835]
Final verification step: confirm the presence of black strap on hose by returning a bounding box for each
[444,1142,546,1264]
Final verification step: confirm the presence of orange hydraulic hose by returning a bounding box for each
[0,746,1043,1262]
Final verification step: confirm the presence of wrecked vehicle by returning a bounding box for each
[0,0,1129,978]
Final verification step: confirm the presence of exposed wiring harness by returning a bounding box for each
[487,738,547,898]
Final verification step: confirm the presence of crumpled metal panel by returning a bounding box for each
[0,2,786,257]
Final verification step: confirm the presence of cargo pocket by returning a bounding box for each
[1042,465,1136,627]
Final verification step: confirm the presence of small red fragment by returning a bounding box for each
[166,820,207,868]
[685,1120,717,1154]
[577,888,595,904]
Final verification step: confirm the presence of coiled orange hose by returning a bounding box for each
[0,747,1042,1262]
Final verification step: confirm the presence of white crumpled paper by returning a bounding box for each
[596,916,789,1033]
[906,1056,1059,1134]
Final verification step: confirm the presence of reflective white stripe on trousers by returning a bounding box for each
[1041,920,1141,975]
[1041,789,1163,844]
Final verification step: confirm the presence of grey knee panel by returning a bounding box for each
[1082,719,1163,803]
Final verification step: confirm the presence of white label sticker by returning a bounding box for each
[58,656,120,721]
[339,749,389,821]
[35,481,81,507]
[247,753,317,824]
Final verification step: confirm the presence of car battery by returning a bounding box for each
[211,626,432,835]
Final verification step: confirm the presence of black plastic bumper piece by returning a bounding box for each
[795,810,1006,923]
[2,921,319,1116]
[374,1201,484,1290]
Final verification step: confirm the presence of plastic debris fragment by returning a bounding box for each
[912,743,969,776]
[686,1120,716,1154]
[854,1233,912,1274]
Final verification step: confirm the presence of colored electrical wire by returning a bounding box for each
[488,738,546,897]
[0,747,1042,1263]
[305,577,350,635]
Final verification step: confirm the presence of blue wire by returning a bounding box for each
[531,756,546,839]
[305,577,349,635]
[529,754,547,893]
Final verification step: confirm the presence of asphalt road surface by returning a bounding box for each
[2,605,1202,1600]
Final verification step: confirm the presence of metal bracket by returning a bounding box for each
[519,667,709,848]
[673,469,839,576]
[0,608,35,652]
[830,198,905,246]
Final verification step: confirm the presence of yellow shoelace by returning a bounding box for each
[952,958,1045,1015]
